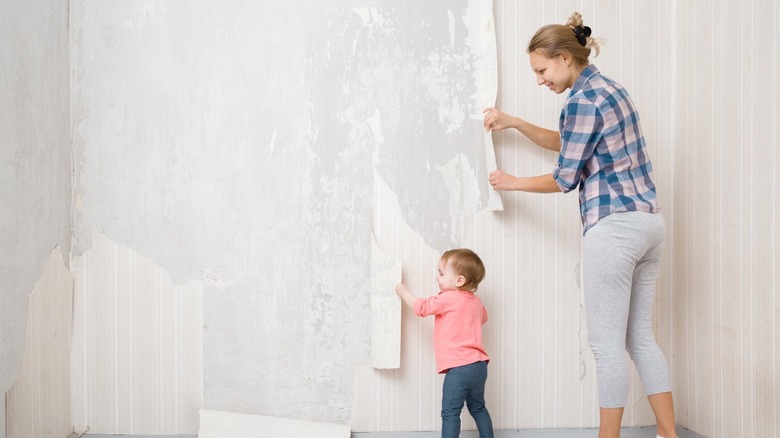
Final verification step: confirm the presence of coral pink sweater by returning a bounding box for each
[414,290,489,373]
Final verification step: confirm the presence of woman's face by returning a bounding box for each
[529,49,574,94]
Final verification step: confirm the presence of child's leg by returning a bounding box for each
[441,367,468,438]
[464,361,494,438]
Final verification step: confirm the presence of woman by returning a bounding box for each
[483,12,677,438]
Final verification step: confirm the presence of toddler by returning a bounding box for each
[395,248,493,438]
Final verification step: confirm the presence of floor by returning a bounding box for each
[351,426,704,437]
[84,426,705,438]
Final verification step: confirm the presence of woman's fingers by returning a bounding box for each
[488,170,501,190]
[483,107,498,131]
[489,170,514,191]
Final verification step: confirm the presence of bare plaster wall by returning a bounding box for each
[0,0,71,435]
[70,0,495,424]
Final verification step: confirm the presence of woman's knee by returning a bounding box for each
[625,330,657,358]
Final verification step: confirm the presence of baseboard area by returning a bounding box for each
[82,426,704,438]
[351,426,705,438]
[84,436,197,438]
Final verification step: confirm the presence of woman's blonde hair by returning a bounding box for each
[527,12,601,66]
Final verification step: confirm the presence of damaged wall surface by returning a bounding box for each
[70,0,498,428]
[0,0,71,436]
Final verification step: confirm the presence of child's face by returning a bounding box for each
[437,258,464,291]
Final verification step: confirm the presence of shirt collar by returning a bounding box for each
[569,64,599,96]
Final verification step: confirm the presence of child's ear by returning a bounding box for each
[456,275,466,287]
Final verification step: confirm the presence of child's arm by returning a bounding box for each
[395,283,418,309]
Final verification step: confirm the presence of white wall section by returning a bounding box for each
[670,0,780,437]
[70,231,202,434]
[5,249,73,438]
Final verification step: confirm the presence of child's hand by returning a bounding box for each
[395,283,416,309]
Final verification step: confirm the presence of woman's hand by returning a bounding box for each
[483,107,515,132]
[488,170,517,191]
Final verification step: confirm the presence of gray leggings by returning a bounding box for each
[583,211,671,408]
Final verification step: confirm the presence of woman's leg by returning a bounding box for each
[584,212,669,436]
[648,392,676,438]
[598,407,624,438]
[583,215,635,411]
[624,214,675,437]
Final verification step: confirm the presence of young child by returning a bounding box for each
[395,248,494,438]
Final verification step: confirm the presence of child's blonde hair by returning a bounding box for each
[441,248,486,292]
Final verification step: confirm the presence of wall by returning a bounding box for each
[670,0,780,437]
[69,231,202,434]
[69,0,498,432]
[354,0,676,431]
[0,0,72,436]
[4,0,778,436]
[6,249,73,438]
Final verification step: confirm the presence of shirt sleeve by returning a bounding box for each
[413,295,446,317]
[553,97,603,193]
[482,305,488,324]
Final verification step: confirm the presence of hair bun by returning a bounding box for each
[573,25,591,46]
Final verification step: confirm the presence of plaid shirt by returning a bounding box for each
[552,64,659,235]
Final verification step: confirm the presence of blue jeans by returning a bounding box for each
[441,361,493,438]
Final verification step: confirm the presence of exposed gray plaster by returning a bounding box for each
[69,0,496,425]
[0,1,71,436]
[355,1,497,251]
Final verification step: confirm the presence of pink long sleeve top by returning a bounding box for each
[414,289,489,373]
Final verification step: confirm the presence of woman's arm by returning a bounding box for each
[483,107,561,152]
[488,171,561,193]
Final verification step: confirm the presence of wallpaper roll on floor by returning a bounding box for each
[198,409,350,438]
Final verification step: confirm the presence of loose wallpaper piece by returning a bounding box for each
[370,236,402,369]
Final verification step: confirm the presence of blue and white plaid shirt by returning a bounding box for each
[552,64,659,235]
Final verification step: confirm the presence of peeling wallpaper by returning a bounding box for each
[361,1,499,250]
[70,0,497,424]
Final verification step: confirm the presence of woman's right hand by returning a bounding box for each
[488,170,518,191]
[483,107,514,132]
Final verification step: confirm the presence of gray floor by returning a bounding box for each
[351,426,704,437]
[83,426,705,438]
